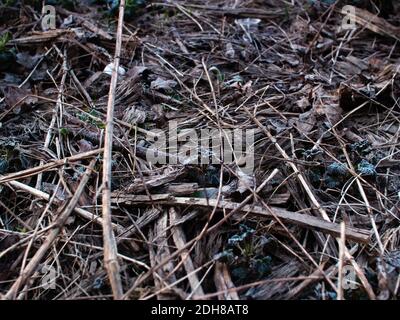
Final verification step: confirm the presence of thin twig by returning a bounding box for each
[101,0,126,300]
[3,159,96,300]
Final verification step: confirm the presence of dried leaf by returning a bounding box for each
[77,139,95,153]
[16,52,42,69]
[2,86,38,114]
[150,77,177,91]
[103,62,126,76]
[236,169,255,194]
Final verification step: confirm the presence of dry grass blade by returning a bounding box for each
[213,262,239,300]
[101,0,126,300]
[169,207,205,298]
[137,197,371,244]
[3,159,96,300]
[0,149,103,184]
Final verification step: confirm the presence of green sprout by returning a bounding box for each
[0,32,11,53]
[78,110,105,129]
[209,66,225,82]
[59,127,69,136]
[216,224,273,284]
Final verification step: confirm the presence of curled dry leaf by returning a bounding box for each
[236,168,256,194]
[294,86,342,134]
[77,139,95,153]
[103,62,126,76]
[150,77,178,91]
[2,86,38,114]
[16,52,43,69]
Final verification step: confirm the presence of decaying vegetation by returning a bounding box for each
[0,0,400,300]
